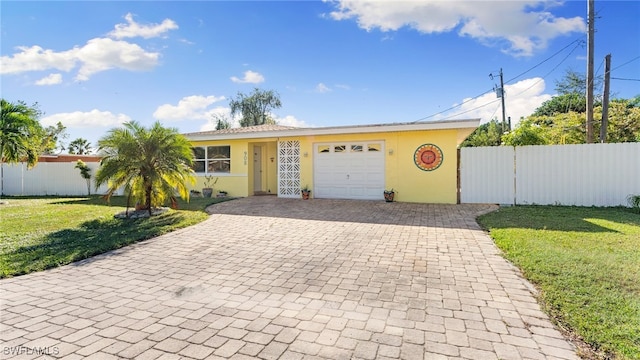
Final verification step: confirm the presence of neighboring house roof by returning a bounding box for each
[184,119,480,141]
[38,154,102,163]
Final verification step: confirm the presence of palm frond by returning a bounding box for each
[94,121,196,210]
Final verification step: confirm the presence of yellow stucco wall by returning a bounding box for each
[190,139,248,197]
[285,129,461,203]
[189,127,473,203]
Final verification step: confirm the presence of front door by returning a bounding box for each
[253,146,262,192]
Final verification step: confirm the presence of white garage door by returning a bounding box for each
[314,142,385,200]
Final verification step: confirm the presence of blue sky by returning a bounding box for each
[2,1,639,151]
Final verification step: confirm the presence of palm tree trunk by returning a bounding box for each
[126,191,131,218]
[146,184,153,217]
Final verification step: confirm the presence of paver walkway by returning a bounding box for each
[1,197,579,359]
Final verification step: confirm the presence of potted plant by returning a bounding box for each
[202,175,218,198]
[217,190,228,198]
[301,185,311,200]
[384,189,395,202]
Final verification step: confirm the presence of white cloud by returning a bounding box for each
[199,107,239,131]
[108,13,178,39]
[274,115,309,128]
[199,122,218,132]
[154,95,227,121]
[198,113,309,131]
[230,70,265,84]
[1,45,78,74]
[1,13,173,81]
[75,38,160,81]
[41,110,131,128]
[440,77,552,123]
[1,38,160,81]
[315,83,331,93]
[35,73,63,86]
[328,1,585,56]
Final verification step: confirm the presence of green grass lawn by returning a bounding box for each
[0,196,230,278]
[478,206,640,360]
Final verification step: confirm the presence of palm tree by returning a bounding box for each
[0,99,43,195]
[95,121,195,217]
[68,138,92,155]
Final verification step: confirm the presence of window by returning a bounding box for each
[351,145,363,152]
[334,145,346,153]
[192,146,231,173]
[367,144,381,152]
[318,145,330,153]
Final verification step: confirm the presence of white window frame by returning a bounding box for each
[192,145,231,174]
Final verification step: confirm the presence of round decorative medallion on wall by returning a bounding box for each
[414,143,443,171]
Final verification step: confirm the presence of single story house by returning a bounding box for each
[183,119,479,204]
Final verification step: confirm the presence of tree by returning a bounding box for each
[461,119,503,147]
[554,68,602,96]
[532,93,587,117]
[74,159,92,195]
[41,121,68,154]
[68,138,92,154]
[95,121,195,216]
[501,119,548,146]
[597,98,640,143]
[0,99,43,195]
[229,88,282,127]
[524,98,640,145]
[212,114,231,130]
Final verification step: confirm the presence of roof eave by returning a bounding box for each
[185,119,480,141]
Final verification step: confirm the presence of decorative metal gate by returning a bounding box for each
[277,140,301,198]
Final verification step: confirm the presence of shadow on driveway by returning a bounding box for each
[206,196,498,229]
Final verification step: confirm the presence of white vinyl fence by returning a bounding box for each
[3,143,638,206]
[460,142,640,206]
[1,162,115,196]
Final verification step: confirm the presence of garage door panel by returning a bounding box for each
[362,187,382,198]
[349,173,366,182]
[365,173,384,184]
[364,158,382,167]
[349,159,366,167]
[317,185,349,198]
[314,141,385,200]
[349,187,365,197]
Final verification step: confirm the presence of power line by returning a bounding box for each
[511,41,582,98]
[439,98,502,121]
[611,55,640,72]
[411,87,494,122]
[505,37,585,84]
[438,41,582,122]
[611,77,640,82]
[412,37,586,123]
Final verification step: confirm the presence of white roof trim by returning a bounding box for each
[186,119,480,141]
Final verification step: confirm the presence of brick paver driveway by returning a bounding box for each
[1,197,578,359]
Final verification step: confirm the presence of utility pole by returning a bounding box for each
[600,54,611,143]
[499,68,507,133]
[586,0,595,143]
[490,68,507,133]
